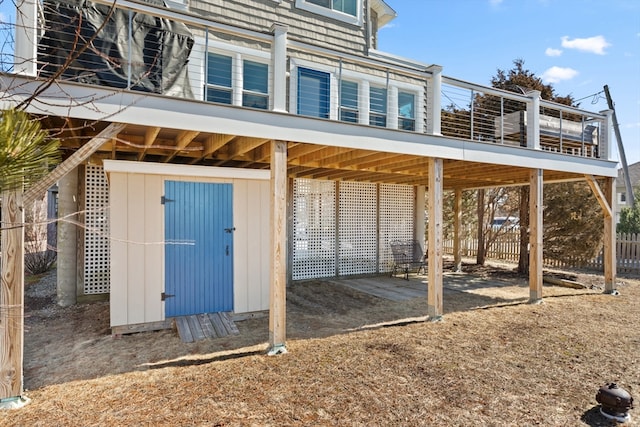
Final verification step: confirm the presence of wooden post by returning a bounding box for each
[57,169,78,307]
[453,188,462,272]
[427,158,443,320]
[603,177,617,293]
[268,140,287,354]
[529,169,543,302]
[415,185,426,249]
[0,190,25,400]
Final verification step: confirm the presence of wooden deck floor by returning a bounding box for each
[173,312,240,343]
[329,272,516,302]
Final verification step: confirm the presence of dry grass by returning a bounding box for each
[2,264,639,426]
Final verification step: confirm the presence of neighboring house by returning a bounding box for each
[616,161,640,222]
[2,0,619,356]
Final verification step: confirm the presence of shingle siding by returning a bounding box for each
[188,0,368,56]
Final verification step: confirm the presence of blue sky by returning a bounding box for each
[378,0,640,166]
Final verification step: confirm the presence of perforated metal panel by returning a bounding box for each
[84,164,110,294]
[379,184,415,272]
[292,179,336,280]
[338,181,377,275]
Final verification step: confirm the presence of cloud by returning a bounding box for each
[561,35,611,55]
[545,47,562,57]
[541,66,579,84]
[489,0,504,6]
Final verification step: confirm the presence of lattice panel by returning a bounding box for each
[338,181,377,275]
[292,179,336,280]
[379,184,415,272]
[84,164,110,294]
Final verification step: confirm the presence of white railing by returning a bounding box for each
[2,0,611,160]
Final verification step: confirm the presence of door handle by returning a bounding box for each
[226,245,229,256]
[224,227,236,233]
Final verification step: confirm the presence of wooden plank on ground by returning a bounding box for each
[208,312,228,338]
[175,317,194,343]
[220,312,240,335]
[197,313,217,339]
[187,315,206,341]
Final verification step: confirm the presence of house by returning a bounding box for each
[1,0,619,400]
[616,161,640,222]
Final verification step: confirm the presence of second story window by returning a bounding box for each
[308,0,357,16]
[206,53,232,104]
[243,60,269,109]
[339,80,358,123]
[296,0,362,25]
[398,91,415,131]
[206,53,269,109]
[298,67,330,119]
[369,86,387,127]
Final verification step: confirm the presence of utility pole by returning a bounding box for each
[604,85,634,206]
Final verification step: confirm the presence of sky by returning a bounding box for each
[378,0,640,167]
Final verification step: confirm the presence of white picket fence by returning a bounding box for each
[443,231,640,273]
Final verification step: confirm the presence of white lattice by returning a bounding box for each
[292,179,336,280]
[378,184,415,272]
[338,181,377,275]
[84,164,110,294]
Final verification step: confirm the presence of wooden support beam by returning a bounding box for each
[529,169,543,302]
[163,130,200,163]
[427,158,443,320]
[189,134,235,164]
[603,177,617,293]
[584,175,612,219]
[137,126,161,161]
[225,137,270,158]
[453,188,463,272]
[268,140,287,355]
[0,190,25,400]
[24,122,127,204]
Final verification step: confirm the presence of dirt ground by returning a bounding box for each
[1,259,637,426]
[21,259,617,390]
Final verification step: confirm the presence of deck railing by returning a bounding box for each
[2,0,611,160]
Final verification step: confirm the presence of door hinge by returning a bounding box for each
[161,196,174,205]
[161,292,175,301]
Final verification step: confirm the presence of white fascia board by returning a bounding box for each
[462,141,618,177]
[103,160,270,180]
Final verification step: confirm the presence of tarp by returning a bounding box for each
[38,0,194,98]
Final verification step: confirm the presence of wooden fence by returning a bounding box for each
[443,231,640,273]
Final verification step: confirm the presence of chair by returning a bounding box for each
[390,239,427,280]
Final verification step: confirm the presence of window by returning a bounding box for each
[298,67,330,119]
[620,193,627,203]
[339,80,358,123]
[243,60,269,109]
[369,86,387,127]
[295,0,361,25]
[206,53,232,104]
[307,0,357,16]
[398,91,415,131]
[206,54,269,109]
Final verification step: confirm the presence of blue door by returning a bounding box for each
[164,181,233,317]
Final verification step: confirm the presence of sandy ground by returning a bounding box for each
[22,259,616,391]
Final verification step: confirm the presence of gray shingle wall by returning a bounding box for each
[188,0,368,55]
